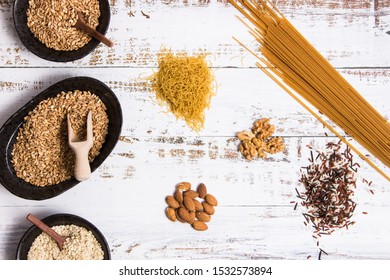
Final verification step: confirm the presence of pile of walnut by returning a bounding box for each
[165,182,218,231]
[237,118,285,160]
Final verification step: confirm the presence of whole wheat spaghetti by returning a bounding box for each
[229,0,390,181]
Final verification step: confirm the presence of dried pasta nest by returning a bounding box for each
[149,50,216,132]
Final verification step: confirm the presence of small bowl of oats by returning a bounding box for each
[0,76,122,200]
[16,213,111,260]
[13,0,111,62]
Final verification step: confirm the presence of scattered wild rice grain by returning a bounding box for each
[298,141,358,238]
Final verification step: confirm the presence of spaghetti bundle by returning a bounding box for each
[229,0,390,181]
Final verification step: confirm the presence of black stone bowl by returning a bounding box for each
[0,76,122,200]
[16,213,111,260]
[13,0,111,62]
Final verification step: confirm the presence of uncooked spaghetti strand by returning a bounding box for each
[255,61,390,181]
[245,0,382,132]
[229,0,390,179]
[262,50,390,165]
[233,35,389,161]
[270,22,390,156]
[258,17,390,158]
[235,2,384,141]
[279,17,390,128]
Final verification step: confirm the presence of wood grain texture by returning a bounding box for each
[0,0,389,67]
[0,68,389,137]
[0,0,389,260]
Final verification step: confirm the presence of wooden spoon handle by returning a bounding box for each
[26,214,67,250]
[74,147,92,181]
[75,20,113,48]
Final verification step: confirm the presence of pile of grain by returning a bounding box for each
[298,141,358,238]
[12,90,109,187]
[27,0,100,51]
[149,50,216,132]
[27,224,104,260]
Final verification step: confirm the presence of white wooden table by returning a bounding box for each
[0,0,389,260]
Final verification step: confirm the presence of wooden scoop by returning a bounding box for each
[67,111,94,181]
[73,11,113,48]
[26,214,67,250]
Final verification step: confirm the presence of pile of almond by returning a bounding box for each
[165,182,218,231]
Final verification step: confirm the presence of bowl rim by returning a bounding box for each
[0,76,123,200]
[16,213,111,260]
[12,0,111,62]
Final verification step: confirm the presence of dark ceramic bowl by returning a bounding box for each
[0,76,122,200]
[13,0,111,62]
[16,213,111,260]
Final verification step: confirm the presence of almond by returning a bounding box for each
[188,211,196,224]
[183,195,195,211]
[176,182,191,191]
[205,194,218,206]
[184,190,198,199]
[197,183,207,199]
[196,211,211,222]
[177,207,190,222]
[174,189,183,203]
[166,196,180,209]
[202,201,215,215]
[194,199,203,211]
[165,207,176,222]
[175,210,186,223]
[192,220,208,231]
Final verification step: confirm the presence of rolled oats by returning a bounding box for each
[27,224,104,260]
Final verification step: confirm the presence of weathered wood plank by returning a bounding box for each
[0,0,389,67]
[1,204,390,260]
[1,137,388,207]
[1,68,389,137]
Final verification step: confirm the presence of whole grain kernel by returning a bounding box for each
[11,90,108,187]
[26,0,100,51]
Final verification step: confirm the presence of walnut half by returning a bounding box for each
[236,118,285,160]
